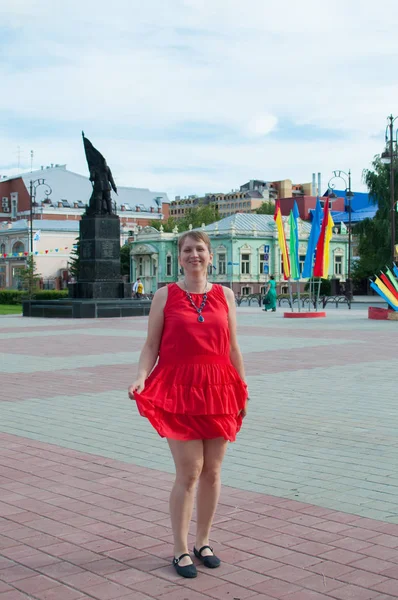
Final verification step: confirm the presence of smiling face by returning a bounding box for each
[178,234,213,274]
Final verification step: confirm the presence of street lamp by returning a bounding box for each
[328,170,354,301]
[29,179,52,253]
[380,114,398,263]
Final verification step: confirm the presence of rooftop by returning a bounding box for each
[1,165,169,211]
[203,212,312,234]
[0,219,80,233]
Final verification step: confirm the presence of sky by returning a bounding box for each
[1,0,398,200]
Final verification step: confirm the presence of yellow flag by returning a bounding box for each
[274,201,290,279]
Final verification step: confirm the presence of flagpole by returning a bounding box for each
[297,280,301,312]
[288,278,294,312]
[315,278,322,311]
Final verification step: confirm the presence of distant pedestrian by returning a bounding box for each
[132,278,144,299]
[263,275,277,312]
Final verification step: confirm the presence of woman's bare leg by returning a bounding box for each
[195,437,228,556]
[167,438,204,565]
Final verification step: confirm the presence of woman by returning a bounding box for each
[263,275,277,312]
[128,231,248,579]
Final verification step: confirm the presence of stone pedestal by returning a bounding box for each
[23,213,143,318]
[71,214,125,299]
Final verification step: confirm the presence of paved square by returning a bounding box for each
[1,307,397,599]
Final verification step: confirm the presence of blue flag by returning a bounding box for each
[302,199,322,279]
[293,201,300,280]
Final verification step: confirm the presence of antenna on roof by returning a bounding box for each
[16,146,23,173]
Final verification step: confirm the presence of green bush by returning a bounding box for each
[0,289,68,304]
[34,290,69,300]
[304,278,331,296]
[0,291,24,305]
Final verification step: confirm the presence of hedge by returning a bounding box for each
[0,290,69,305]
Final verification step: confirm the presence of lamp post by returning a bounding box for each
[29,179,52,254]
[380,114,398,263]
[328,170,354,301]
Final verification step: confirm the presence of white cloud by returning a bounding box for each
[1,0,398,197]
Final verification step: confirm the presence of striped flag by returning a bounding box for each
[302,199,322,279]
[274,200,290,280]
[314,200,334,278]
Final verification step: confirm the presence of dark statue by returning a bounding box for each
[82,132,117,215]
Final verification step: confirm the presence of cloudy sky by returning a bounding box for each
[1,0,398,199]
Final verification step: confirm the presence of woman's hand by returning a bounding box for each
[128,377,145,399]
[239,399,249,418]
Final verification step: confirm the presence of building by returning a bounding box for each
[325,190,377,225]
[169,178,312,220]
[279,195,346,220]
[0,164,170,229]
[130,213,349,295]
[0,220,79,289]
[0,164,170,289]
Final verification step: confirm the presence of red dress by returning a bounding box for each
[134,283,248,441]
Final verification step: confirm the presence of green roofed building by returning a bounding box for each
[130,214,349,295]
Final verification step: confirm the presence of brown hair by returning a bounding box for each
[178,231,212,254]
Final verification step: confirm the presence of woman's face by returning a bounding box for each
[178,236,213,274]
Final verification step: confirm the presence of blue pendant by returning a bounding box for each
[198,314,205,323]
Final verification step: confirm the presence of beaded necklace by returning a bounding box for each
[183,280,208,323]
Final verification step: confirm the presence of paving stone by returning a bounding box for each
[1,310,398,599]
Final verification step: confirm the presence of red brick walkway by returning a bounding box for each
[1,433,398,600]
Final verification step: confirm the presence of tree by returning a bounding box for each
[20,256,41,298]
[151,216,178,233]
[353,155,398,281]
[120,244,130,277]
[152,204,220,233]
[68,237,80,279]
[255,201,275,215]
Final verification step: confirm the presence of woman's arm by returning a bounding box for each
[223,286,248,416]
[128,286,167,396]
[222,286,246,382]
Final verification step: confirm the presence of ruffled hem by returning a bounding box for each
[134,362,248,416]
[136,403,243,441]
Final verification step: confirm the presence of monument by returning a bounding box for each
[23,134,151,318]
[71,132,125,300]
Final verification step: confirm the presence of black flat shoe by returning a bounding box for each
[172,553,197,578]
[193,545,221,569]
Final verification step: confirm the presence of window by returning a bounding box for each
[0,243,5,255]
[207,264,213,275]
[241,286,251,295]
[260,255,264,274]
[299,254,306,275]
[12,242,25,254]
[152,259,157,277]
[241,253,250,274]
[320,200,332,209]
[335,255,342,275]
[218,253,226,275]
[280,255,284,275]
[138,257,143,276]
[166,255,172,277]
[11,198,17,219]
[260,286,266,295]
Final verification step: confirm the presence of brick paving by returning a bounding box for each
[0,307,397,599]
